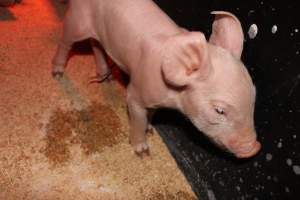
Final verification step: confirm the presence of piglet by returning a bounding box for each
[52,0,261,158]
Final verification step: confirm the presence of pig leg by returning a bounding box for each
[52,13,88,78]
[146,110,155,134]
[127,90,149,155]
[52,38,73,78]
[89,39,111,83]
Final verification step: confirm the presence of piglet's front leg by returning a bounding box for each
[127,89,149,156]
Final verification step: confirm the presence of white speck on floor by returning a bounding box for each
[272,25,278,34]
[286,158,293,166]
[98,186,114,193]
[207,189,216,200]
[248,24,258,39]
[248,10,255,15]
[254,161,258,167]
[277,142,282,148]
[219,181,225,186]
[285,187,290,193]
[273,176,279,182]
[79,180,96,191]
[266,153,273,161]
[293,165,300,175]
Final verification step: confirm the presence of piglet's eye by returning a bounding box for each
[215,107,225,115]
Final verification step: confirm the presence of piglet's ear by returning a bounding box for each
[161,32,210,88]
[209,11,244,59]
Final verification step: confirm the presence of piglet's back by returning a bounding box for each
[89,0,181,72]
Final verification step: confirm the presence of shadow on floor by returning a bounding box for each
[0,7,16,20]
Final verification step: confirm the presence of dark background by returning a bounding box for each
[153,0,300,200]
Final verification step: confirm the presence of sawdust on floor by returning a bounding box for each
[0,0,197,199]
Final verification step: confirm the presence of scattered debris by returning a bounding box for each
[293,165,300,175]
[272,25,278,34]
[248,24,258,39]
[286,159,293,166]
[277,142,282,148]
[266,153,273,161]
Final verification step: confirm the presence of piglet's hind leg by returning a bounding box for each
[89,39,111,83]
[52,39,73,78]
[52,12,88,78]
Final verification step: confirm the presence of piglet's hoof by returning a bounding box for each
[88,72,112,84]
[147,125,155,135]
[133,143,150,157]
[52,71,64,79]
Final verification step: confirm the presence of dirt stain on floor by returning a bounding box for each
[146,190,197,200]
[0,1,197,199]
[42,102,125,166]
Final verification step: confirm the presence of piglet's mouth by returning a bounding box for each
[234,141,261,158]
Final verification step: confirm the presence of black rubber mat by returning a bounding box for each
[153,0,300,199]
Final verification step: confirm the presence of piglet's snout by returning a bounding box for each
[235,140,261,158]
[227,134,261,158]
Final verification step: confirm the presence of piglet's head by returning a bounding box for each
[161,11,261,158]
